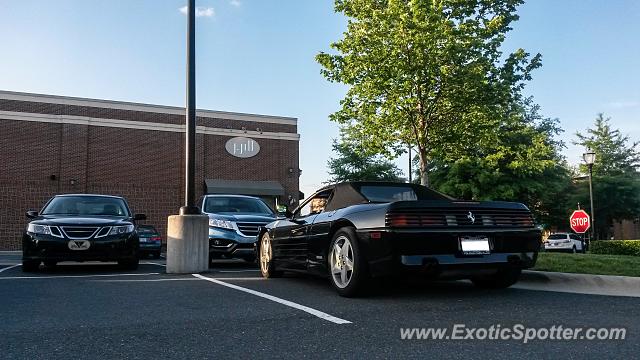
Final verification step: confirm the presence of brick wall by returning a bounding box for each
[0,97,299,250]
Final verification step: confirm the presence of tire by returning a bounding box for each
[572,246,577,254]
[327,227,369,297]
[259,232,282,278]
[153,251,161,259]
[471,268,521,289]
[22,260,40,272]
[43,260,57,269]
[118,258,139,270]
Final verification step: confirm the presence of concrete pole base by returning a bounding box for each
[166,214,209,274]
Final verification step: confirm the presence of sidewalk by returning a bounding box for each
[516,270,640,298]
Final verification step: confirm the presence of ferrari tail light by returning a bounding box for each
[389,214,409,227]
[386,213,446,227]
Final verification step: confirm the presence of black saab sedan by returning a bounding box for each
[257,182,541,297]
[22,194,146,272]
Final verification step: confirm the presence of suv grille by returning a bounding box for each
[236,222,268,237]
[61,226,100,239]
[386,209,535,228]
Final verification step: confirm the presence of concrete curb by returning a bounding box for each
[516,270,640,298]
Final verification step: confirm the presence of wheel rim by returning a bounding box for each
[260,233,272,274]
[329,235,354,289]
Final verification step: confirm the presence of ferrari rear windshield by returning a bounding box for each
[359,186,419,202]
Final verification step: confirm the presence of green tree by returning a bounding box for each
[573,114,640,239]
[327,138,404,183]
[427,98,572,228]
[575,113,640,175]
[317,0,541,186]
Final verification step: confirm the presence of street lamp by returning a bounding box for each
[583,150,596,243]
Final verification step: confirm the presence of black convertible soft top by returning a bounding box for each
[322,182,452,212]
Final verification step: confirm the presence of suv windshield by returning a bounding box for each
[41,196,130,217]
[547,234,568,240]
[204,196,274,215]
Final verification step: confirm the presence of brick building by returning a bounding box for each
[0,90,300,250]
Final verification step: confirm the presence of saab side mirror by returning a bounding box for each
[26,210,39,219]
[134,213,147,221]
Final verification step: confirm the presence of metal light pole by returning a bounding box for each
[408,146,412,183]
[166,0,208,273]
[583,150,596,243]
[181,0,199,215]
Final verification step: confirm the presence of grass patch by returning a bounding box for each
[533,252,640,277]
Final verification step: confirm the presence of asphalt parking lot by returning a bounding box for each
[1,252,638,359]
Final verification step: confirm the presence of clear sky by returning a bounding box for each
[1,0,638,197]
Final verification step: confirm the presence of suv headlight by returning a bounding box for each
[209,219,235,230]
[109,224,135,235]
[27,223,63,237]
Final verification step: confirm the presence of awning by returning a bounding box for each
[205,179,285,196]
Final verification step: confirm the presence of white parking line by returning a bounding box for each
[216,269,259,273]
[0,272,159,280]
[192,273,352,325]
[142,262,166,267]
[96,278,200,282]
[99,277,265,282]
[0,264,21,273]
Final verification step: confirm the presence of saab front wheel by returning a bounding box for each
[118,258,139,270]
[22,260,40,272]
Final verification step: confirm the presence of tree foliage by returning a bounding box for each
[427,98,572,228]
[317,0,541,186]
[575,113,640,175]
[327,137,404,183]
[573,114,640,238]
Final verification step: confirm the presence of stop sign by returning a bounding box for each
[570,210,591,233]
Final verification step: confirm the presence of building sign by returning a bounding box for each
[225,137,260,158]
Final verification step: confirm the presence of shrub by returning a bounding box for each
[590,240,640,256]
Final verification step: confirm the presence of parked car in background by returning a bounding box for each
[200,194,279,264]
[137,225,162,259]
[544,232,585,253]
[257,182,541,297]
[22,194,145,272]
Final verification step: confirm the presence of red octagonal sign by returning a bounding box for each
[570,210,591,233]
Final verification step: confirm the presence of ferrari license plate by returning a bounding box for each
[460,236,490,255]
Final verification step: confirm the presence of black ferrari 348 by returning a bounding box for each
[257,182,541,297]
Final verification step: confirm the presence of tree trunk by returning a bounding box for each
[418,147,429,187]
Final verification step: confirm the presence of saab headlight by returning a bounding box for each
[109,224,135,235]
[209,219,235,230]
[27,224,63,238]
